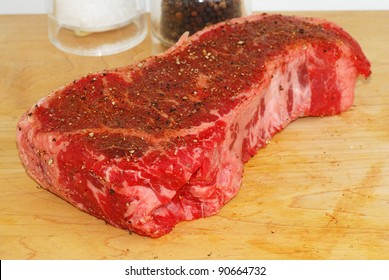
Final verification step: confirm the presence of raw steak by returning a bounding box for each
[17,14,371,237]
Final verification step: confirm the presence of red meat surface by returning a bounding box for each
[17,14,371,237]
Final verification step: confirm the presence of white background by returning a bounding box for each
[0,0,388,14]
[3,260,389,280]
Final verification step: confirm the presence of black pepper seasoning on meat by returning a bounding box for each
[159,0,245,45]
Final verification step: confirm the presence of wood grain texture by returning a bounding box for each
[0,12,388,260]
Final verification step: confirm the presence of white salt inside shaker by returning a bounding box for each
[48,0,147,56]
[55,0,139,32]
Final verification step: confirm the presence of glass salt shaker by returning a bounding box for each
[151,0,252,52]
[48,0,147,56]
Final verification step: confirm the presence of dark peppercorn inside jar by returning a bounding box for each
[151,0,251,48]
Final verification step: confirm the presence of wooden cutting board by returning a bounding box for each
[1,11,388,260]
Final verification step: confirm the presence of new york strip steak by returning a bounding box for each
[17,14,371,237]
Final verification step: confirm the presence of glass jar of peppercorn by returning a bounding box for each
[151,0,251,49]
